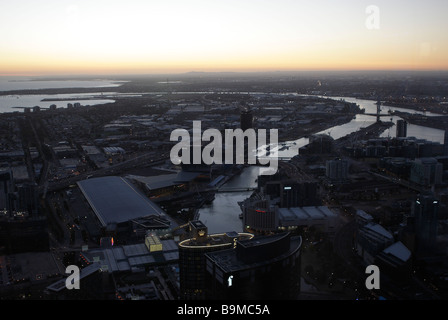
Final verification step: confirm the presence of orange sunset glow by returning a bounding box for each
[1,0,448,76]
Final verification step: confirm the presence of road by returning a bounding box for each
[333,220,361,277]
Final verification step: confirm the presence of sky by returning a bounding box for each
[1,0,448,76]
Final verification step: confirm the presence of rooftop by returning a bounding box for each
[77,176,169,227]
[278,206,338,222]
[46,262,102,293]
[362,222,394,240]
[356,209,373,221]
[382,241,411,262]
[126,171,201,190]
[80,238,179,273]
[178,232,254,249]
[206,233,302,273]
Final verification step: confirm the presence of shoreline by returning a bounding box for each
[384,101,448,116]
[0,86,122,97]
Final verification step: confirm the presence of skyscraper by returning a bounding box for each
[241,198,278,234]
[240,108,253,131]
[299,134,334,154]
[396,120,407,138]
[326,158,349,183]
[178,220,253,299]
[16,182,39,215]
[409,158,443,187]
[376,100,381,123]
[264,180,319,208]
[0,165,14,213]
[413,193,438,254]
[205,232,302,300]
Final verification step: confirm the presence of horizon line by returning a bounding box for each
[2,68,448,78]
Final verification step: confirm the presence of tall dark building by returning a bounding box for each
[0,216,49,254]
[396,120,407,138]
[0,166,14,213]
[205,232,302,299]
[241,198,277,234]
[376,100,381,123]
[240,108,253,131]
[299,134,334,155]
[325,158,349,183]
[412,193,438,254]
[265,180,319,208]
[178,220,253,299]
[16,182,39,215]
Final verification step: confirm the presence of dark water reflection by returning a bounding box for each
[197,166,261,233]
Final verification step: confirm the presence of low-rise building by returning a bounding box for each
[356,222,394,265]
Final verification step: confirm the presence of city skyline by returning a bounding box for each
[0,61,447,300]
[1,0,448,76]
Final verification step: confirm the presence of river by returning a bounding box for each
[197,166,261,234]
[1,80,444,232]
[319,96,444,143]
[198,95,446,234]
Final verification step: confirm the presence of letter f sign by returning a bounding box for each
[65,265,80,290]
[227,275,233,287]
